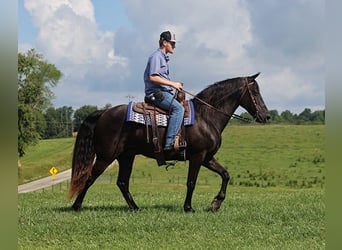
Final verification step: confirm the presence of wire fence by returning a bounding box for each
[40,171,325,193]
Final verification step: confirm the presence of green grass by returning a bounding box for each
[19,125,325,189]
[217,125,325,189]
[18,184,324,249]
[18,125,325,249]
[18,138,75,184]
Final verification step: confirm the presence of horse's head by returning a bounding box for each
[239,73,270,123]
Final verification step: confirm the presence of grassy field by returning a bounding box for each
[19,125,325,189]
[18,185,324,249]
[18,125,325,249]
[18,138,74,184]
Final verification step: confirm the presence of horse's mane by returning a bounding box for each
[194,77,243,107]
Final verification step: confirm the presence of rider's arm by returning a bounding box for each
[149,74,183,91]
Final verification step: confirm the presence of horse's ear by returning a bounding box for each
[248,72,260,81]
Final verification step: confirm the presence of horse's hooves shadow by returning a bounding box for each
[54,204,182,213]
[147,204,181,212]
[54,205,129,213]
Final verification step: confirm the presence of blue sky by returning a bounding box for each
[18,0,325,114]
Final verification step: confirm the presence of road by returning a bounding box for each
[18,169,72,193]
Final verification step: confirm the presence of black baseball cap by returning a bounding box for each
[160,31,177,43]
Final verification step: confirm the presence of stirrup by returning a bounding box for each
[174,135,187,151]
[178,141,187,150]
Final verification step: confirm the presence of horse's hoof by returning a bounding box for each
[130,207,141,212]
[211,199,221,212]
[72,204,81,212]
[211,206,220,212]
[184,206,196,213]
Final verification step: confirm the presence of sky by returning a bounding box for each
[18,0,325,114]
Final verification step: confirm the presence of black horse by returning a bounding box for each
[68,73,270,212]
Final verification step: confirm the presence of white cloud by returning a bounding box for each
[23,0,128,80]
[126,0,253,76]
[263,68,310,99]
[20,0,324,113]
[24,0,95,25]
[259,67,324,114]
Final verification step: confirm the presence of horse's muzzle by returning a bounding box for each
[255,111,270,123]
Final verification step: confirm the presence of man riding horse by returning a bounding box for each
[68,31,270,212]
[143,31,184,151]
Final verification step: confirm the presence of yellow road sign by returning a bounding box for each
[49,166,58,175]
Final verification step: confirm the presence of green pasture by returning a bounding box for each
[18,138,74,184]
[18,125,325,189]
[18,185,324,249]
[18,125,325,249]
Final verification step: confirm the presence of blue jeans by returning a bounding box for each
[153,91,185,147]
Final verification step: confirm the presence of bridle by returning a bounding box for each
[182,78,260,123]
[239,78,261,120]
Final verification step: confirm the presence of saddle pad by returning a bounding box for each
[126,101,195,127]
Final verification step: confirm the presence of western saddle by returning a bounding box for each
[132,91,188,166]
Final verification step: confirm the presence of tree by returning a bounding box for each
[269,110,281,124]
[311,110,325,124]
[102,103,112,109]
[280,110,294,124]
[73,105,98,132]
[18,104,43,157]
[18,49,62,156]
[43,106,73,139]
[297,108,312,124]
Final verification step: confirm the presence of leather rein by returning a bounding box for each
[182,78,258,123]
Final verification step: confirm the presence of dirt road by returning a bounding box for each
[18,169,71,193]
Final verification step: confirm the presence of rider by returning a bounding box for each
[143,31,185,151]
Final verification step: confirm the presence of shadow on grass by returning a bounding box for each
[54,205,129,213]
[54,204,189,213]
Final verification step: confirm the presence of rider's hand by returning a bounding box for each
[173,82,183,91]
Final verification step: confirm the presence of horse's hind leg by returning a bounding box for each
[72,158,109,211]
[116,152,139,211]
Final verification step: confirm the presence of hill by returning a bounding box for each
[18,138,75,184]
[18,124,325,189]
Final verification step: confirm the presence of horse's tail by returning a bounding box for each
[68,110,106,200]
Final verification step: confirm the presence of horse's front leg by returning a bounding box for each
[203,158,230,212]
[183,156,203,213]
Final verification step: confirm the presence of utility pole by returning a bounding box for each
[66,109,68,137]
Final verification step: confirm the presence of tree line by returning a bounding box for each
[34,104,325,139]
[18,49,325,157]
[230,108,325,125]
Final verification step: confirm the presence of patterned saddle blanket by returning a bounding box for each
[126,101,195,127]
